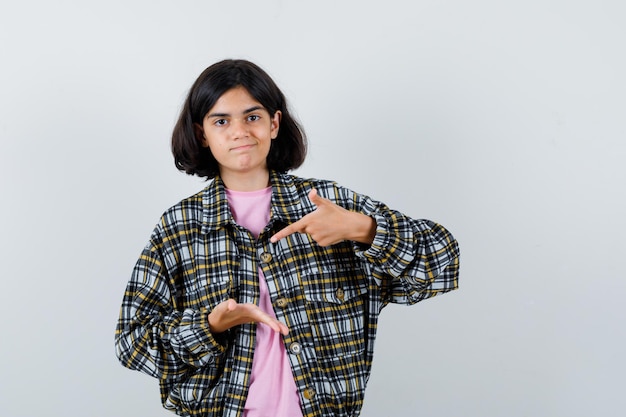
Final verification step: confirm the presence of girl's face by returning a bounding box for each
[197,86,281,182]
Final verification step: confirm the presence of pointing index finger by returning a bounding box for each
[270,221,302,243]
[269,188,318,243]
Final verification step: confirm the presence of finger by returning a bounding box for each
[270,219,306,243]
[225,298,237,312]
[268,319,289,335]
[307,188,324,207]
[277,321,290,335]
[269,225,293,243]
[261,318,290,335]
[251,309,290,335]
[308,188,334,208]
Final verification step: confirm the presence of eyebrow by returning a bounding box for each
[206,105,266,119]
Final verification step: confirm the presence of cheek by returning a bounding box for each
[204,134,223,149]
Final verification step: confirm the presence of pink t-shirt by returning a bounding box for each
[225,187,303,417]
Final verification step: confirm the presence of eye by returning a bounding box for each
[214,118,228,127]
[247,114,261,122]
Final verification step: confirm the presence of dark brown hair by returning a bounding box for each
[171,59,307,178]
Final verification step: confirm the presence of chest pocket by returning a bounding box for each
[302,268,368,359]
[181,229,240,310]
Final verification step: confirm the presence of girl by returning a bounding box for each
[115,59,460,417]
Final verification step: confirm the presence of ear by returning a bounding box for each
[270,110,282,139]
[193,122,208,147]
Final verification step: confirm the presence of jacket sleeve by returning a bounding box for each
[335,184,460,305]
[114,222,228,380]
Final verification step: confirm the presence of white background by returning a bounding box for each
[1,1,625,416]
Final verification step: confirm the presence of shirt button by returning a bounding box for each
[289,342,302,355]
[303,387,316,400]
[260,252,272,263]
[335,287,345,302]
[275,297,288,308]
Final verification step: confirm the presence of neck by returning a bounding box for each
[220,169,271,191]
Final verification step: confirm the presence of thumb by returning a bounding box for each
[308,188,325,207]
[225,299,237,312]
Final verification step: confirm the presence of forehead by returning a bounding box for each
[208,86,266,114]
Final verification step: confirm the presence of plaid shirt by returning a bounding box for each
[115,171,460,417]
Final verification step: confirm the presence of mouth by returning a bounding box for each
[230,144,255,151]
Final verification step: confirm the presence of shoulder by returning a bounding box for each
[162,188,205,223]
[153,183,212,239]
[273,173,377,217]
[278,172,343,196]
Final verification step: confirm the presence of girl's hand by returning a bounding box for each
[270,188,376,247]
[208,299,289,335]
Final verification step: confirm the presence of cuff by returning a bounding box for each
[353,213,391,261]
[175,307,228,359]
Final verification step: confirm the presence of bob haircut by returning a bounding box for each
[172,59,307,179]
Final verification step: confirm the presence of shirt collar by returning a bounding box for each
[200,170,303,234]
[269,170,303,224]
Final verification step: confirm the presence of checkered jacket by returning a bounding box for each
[115,171,460,417]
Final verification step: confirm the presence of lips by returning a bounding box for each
[231,144,255,151]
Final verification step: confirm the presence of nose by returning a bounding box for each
[230,118,249,139]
